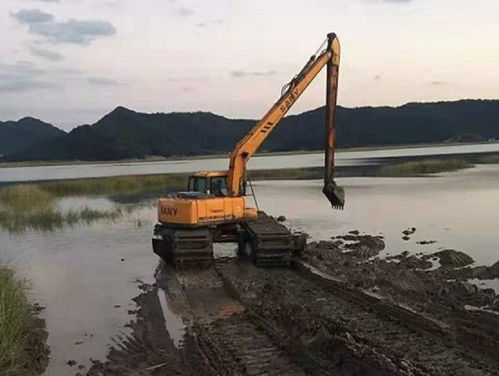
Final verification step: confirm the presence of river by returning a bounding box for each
[1,142,499,183]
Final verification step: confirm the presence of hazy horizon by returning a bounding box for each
[4,98,498,132]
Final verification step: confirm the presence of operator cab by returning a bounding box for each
[188,171,228,197]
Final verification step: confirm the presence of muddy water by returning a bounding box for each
[254,164,499,265]
[0,205,158,374]
[1,164,499,374]
[255,164,499,265]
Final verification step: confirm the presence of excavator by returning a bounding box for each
[152,32,345,267]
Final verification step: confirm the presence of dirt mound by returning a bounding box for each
[431,249,474,267]
[330,233,385,259]
[299,231,499,368]
[433,260,499,282]
[400,255,433,270]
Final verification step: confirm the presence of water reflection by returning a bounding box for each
[253,164,499,265]
[2,142,499,183]
[0,164,498,373]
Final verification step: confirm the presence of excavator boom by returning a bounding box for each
[227,32,344,209]
[153,33,345,268]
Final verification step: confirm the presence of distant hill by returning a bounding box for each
[0,117,66,157]
[4,99,499,161]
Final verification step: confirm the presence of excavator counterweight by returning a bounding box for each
[153,33,345,267]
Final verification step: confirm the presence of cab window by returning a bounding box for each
[210,177,227,197]
[188,177,208,193]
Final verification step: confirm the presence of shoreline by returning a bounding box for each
[0,265,49,375]
[1,140,498,168]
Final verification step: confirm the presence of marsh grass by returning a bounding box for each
[38,168,324,195]
[249,167,323,181]
[378,159,472,176]
[39,174,186,197]
[0,265,33,375]
[0,185,121,232]
[480,154,499,164]
[0,186,53,212]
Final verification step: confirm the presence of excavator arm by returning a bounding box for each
[227,32,344,209]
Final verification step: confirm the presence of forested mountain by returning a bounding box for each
[4,99,499,161]
[0,117,66,157]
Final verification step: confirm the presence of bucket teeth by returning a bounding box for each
[323,180,345,210]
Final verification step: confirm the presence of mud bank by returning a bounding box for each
[86,280,208,376]
[25,310,50,375]
[300,234,499,366]
[86,233,499,376]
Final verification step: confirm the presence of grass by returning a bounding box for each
[378,159,472,176]
[0,185,121,232]
[249,167,323,181]
[0,185,53,212]
[0,265,33,375]
[38,174,186,197]
[480,154,499,164]
[30,169,321,198]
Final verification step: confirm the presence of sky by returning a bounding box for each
[1,0,498,130]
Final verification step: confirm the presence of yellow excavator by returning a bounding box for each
[152,33,344,267]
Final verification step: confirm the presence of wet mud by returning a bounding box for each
[25,312,50,375]
[86,233,499,376]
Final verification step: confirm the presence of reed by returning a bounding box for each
[378,159,472,176]
[0,265,33,375]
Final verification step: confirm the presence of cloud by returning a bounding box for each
[196,19,224,28]
[0,63,54,92]
[231,70,276,78]
[12,9,116,45]
[0,75,55,92]
[12,8,53,23]
[31,19,116,44]
[177,7,194,16]
[0,61,80,93]
[30,47,64,61]
[87,77,121,86]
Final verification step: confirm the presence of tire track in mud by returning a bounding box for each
[159,266,310,375]
[86,282,208,376]
[88,257,499,375]
[215,259,499,376]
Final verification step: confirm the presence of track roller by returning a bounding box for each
[152,225,213,268]
[239,212,295,267]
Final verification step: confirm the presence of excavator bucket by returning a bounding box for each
[323,178,345,210]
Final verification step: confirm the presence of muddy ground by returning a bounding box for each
[20,304,49,375]
[85,231,499,376]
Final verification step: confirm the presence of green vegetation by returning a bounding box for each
[38,173,176,197]
[0,185,121,232]
[0,265,34,375]
[4,100,499,161]
[378,159,472,176]
[249,167,323,181]
[39,174,186,197]
[480,154,499,164]
[29,168,320,199]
